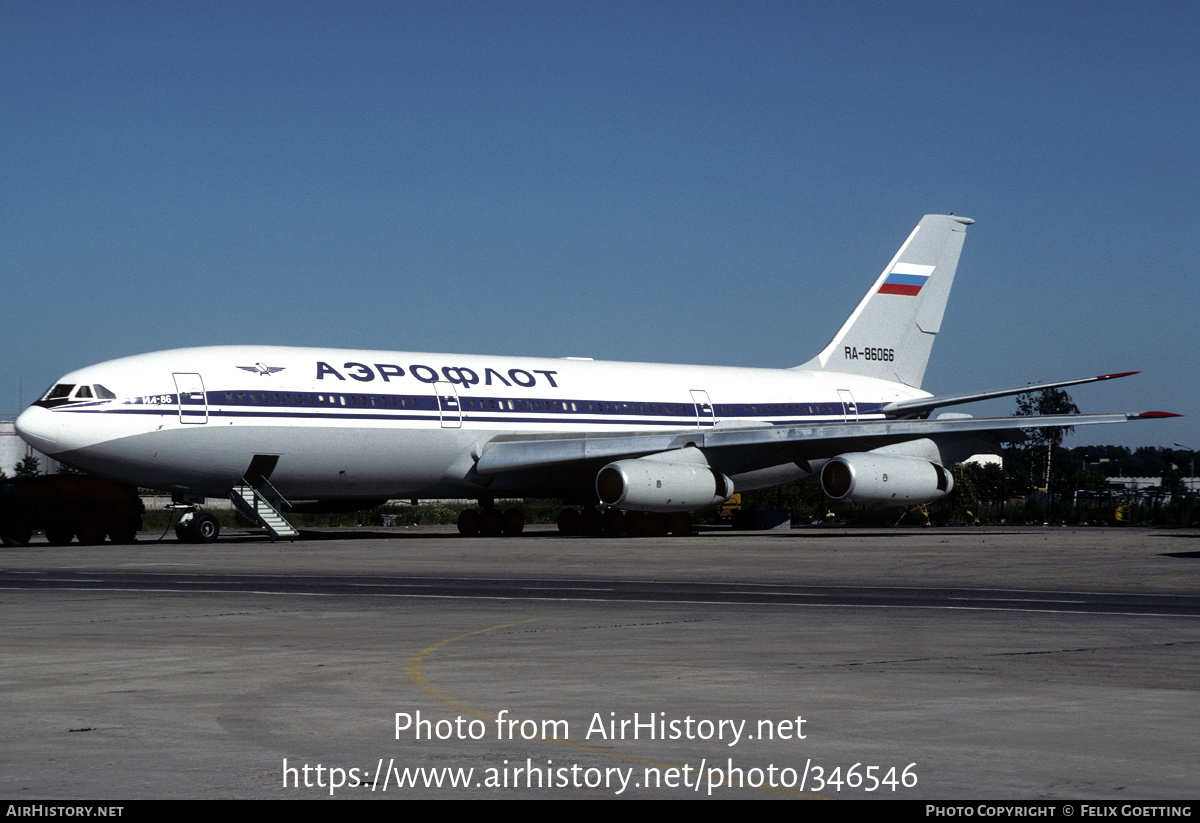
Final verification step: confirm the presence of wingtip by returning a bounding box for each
[1097,371,1140,380]
[1131,411,1182,419]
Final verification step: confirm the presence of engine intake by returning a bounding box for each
[596,451,733,512]
[820,452,954,505]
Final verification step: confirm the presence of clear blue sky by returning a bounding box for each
[2,1,1196,450]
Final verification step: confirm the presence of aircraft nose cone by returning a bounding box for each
[15,406,61,455]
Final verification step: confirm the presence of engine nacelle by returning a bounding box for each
[596,453,734,513]
[820,452,954,505]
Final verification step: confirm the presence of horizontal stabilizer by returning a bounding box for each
[882,372,1141,418]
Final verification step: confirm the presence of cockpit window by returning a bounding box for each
[35,384,77,409]
[35,382,117,408]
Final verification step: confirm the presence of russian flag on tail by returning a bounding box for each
[878,262,935,296]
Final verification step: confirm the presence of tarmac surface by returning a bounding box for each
[2,525,1197,800]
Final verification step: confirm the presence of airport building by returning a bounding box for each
[0,420,55,476]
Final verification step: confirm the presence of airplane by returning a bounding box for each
[13,214,1177,543]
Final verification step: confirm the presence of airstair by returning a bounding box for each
[229,477,298,541]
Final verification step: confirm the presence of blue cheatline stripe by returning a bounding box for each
[52,389,886,427]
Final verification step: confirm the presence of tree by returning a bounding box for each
[13,455,40,477]
[1014,388,1080,494]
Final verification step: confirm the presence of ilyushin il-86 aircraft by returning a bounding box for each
[15,214,1176,542]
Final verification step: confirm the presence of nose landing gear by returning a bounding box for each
[174,509,220,544]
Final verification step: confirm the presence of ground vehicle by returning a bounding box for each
[0,475,144,546]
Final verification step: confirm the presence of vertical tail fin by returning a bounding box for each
[797,214,973,388]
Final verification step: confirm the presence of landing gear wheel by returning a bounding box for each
[601,509,625,536]
[556,508,582,536]
[177,512,220,544]
[192,513,220,543]
[580,508,603,535]
[501,508,525,536]
[667,512,694,537]
[479,508,503,536]
[624,512,668,537]
[457,509,480,536]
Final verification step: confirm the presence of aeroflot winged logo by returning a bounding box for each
[878,262,935,296]
[238,363,286,376]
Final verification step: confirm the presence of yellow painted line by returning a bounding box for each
[407,618,824,799]
[406,617,544,720]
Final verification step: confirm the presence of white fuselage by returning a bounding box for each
[16,345,929,503]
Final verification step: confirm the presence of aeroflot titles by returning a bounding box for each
[315,361,560,389]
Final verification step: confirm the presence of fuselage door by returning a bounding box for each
[173,373,208,424]
[435,381,462,429]
[837,389,858,422]
[690,390,715,428]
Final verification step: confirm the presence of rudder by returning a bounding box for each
[798,213,973,388]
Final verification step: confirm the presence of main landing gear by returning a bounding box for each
[454,504,693,537]
[555,508,693,537]
[456,506,526,536]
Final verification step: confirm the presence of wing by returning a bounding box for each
[476,409,1177,476]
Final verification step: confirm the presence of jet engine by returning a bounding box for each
[819,452,954,505]
[596,450,734,512]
